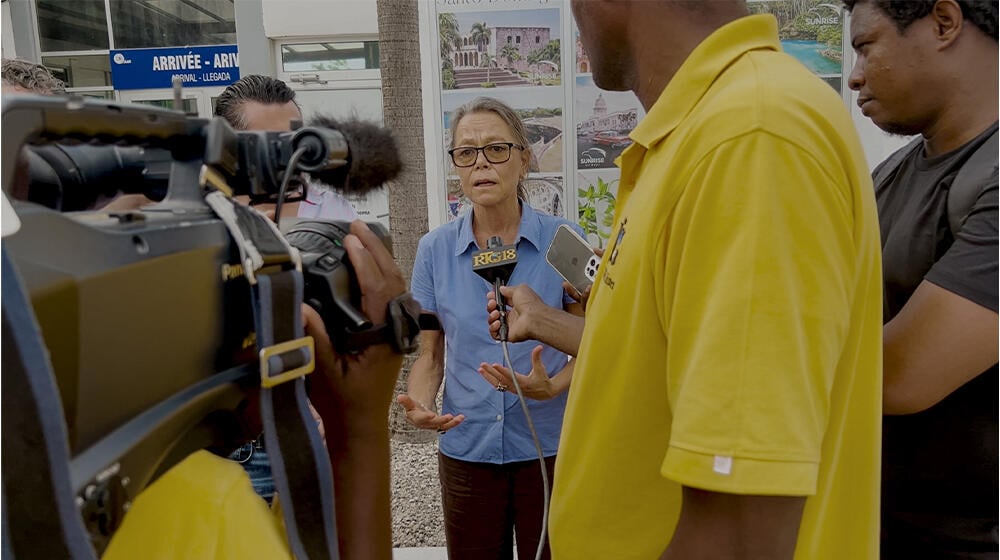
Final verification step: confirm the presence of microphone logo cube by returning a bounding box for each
[472,248,517,269]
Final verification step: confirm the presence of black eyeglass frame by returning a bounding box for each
[447,142,525,167]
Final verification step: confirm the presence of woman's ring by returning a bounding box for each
[496,383,508,392]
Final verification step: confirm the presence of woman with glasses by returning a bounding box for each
[397,96,584,560]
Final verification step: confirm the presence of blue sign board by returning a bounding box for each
[110,45,240,90]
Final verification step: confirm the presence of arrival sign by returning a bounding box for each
[110,45,240,90]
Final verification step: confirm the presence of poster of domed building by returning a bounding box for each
[575,76,642,170]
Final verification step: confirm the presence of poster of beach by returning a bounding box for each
[748,0,844,93]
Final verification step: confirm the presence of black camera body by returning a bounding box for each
[1,94,404,557]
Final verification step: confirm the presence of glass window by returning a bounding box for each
[127,98,198,114]
[70,90,116,100]
[36,0,110,51]
[41,55,112,88]
[280,41,380,73]
[109,0,236,49]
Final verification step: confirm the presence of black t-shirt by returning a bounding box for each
[877,123,999,559]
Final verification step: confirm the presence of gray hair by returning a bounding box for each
[1,58,65,94]
[448,96,534,200]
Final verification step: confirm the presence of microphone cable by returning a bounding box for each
[495,278,550,560]
[273,146,309,224]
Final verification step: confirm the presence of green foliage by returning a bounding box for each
[312,60,349,71]
[500,43,521,69]
[480,82,496,88]
[577,176,618,248]
[527,39,560,69]
[516,108,562,119]
[816,24,842,49]
[438,13,461,61]
[442,67,456,89]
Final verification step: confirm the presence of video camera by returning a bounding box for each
[1,94,413,559]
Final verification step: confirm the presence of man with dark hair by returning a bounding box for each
[845,0,998,557]
[214,74,301,132]
[215,74,359,222]
[1,58,65,94]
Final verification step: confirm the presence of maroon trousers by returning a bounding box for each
[438,452,557,560]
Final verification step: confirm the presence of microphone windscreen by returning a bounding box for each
[307,115,402,195]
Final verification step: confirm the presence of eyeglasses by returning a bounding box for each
[448,142,524,167]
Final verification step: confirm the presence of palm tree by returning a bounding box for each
[469,22,492,82]
[499,42,521,72]
[376,0,433,444]
[438,13,460,61]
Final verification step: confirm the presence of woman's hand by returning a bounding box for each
[395,394,465,433]
[478,345,557,401]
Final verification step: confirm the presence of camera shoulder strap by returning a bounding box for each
[205,191,339,560]
[1,244,97,560]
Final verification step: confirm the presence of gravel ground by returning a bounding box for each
[391,438,446,548]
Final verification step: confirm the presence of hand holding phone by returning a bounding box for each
[546,224,599,295]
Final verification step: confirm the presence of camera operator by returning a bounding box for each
[99,220,403,560]
[215,74,360,223]
[1,58,65,95]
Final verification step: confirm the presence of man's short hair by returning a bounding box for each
[1,58,66,94]
[843,0,998,41]
[213,74,300,130]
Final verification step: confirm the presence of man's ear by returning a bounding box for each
[931,0,965,49]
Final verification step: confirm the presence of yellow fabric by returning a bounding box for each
[102,450,292,560]
[549,15,882,560]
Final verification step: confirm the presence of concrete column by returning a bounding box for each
[234,0,273,76]
[8,0,38,62]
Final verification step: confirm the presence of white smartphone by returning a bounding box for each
[546,224,599,295]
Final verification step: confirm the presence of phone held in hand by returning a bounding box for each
[546,224,599,295]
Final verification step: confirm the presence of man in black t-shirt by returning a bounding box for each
[845,1,998,558]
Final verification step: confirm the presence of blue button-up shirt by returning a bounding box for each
[411,203,583,463]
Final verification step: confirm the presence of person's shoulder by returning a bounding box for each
[707,50,852,139]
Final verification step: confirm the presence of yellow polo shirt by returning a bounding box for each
[102,451,292,560]
[550,15,882,560]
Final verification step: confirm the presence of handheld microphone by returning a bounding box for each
[472,236,518,341]
[301,115,403,194]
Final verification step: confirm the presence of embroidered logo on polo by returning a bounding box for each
[602,218,626,290]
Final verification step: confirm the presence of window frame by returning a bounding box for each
[273,36,381,91]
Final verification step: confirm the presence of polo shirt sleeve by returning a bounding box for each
[925,180,998,312]
[102,451,291,560]
[411,235,438,314]
[659,132,858,496]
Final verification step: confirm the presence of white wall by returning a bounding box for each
[2,1,16,59]
[262,0,378,38]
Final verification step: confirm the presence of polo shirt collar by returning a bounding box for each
[629,14,780,150]
[454,201,544,256]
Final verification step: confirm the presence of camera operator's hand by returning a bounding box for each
[304,220,404,560]
[306,220,406,423]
